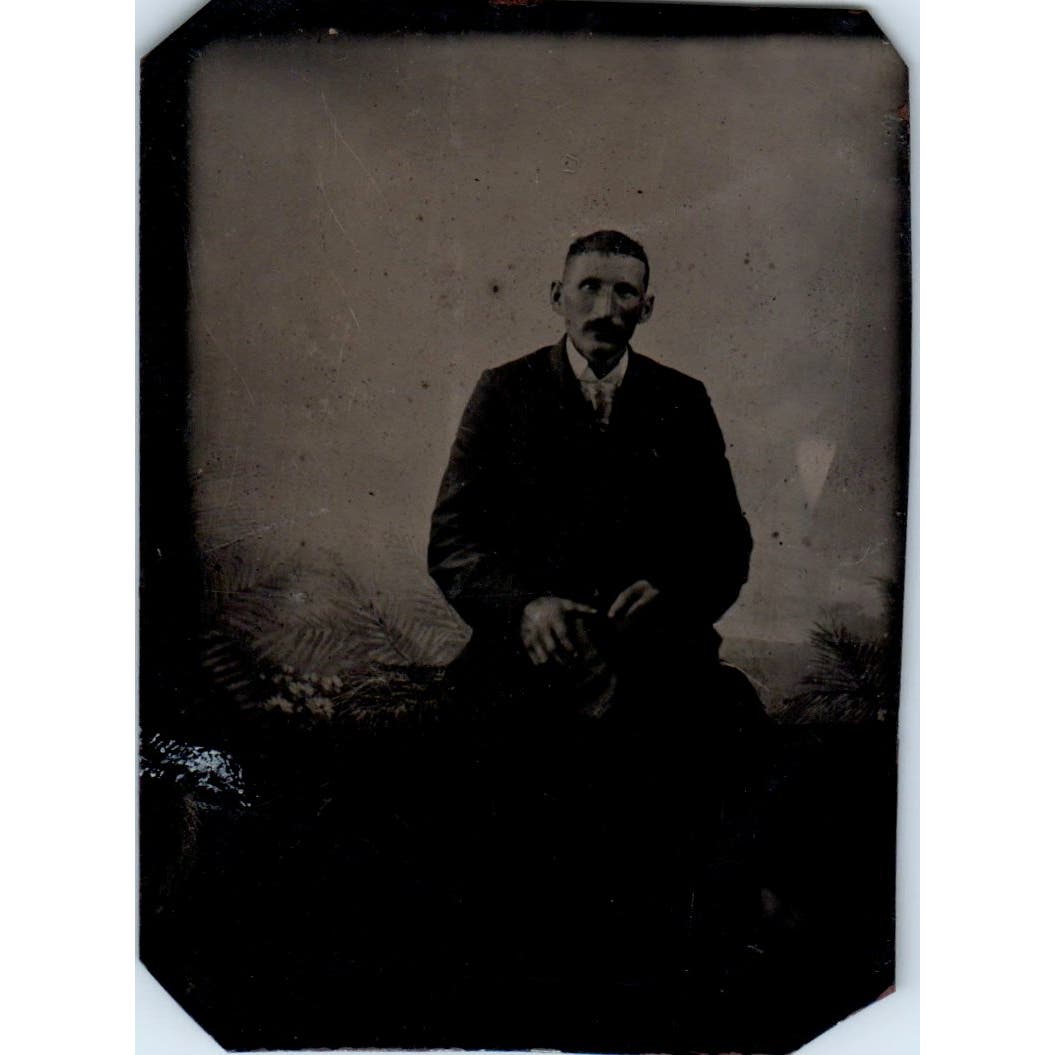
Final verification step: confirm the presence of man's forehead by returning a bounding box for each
[563,251,647,283]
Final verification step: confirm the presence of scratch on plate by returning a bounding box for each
[320,89,381,194]
[202,322,256,406]
[217,446,240,510]
[328,269,362,332]
[204,507,331,553]
[838,541,886,568]
[315,166,359,251]
[327,269,362,378]
[805,319,842,343]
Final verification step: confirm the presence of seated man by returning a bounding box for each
[428,230,764,971]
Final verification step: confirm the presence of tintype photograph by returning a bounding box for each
[139,2,911,1052]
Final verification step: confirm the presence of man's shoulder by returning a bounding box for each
[484,345,557,380]
[474,345,559,397]
[629,350,711,399]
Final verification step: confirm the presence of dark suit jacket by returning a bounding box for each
[429,338,752,676]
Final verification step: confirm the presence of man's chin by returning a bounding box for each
[580,336,625,358]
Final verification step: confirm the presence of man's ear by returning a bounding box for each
[550,280,564,315]
[639,292,655,323]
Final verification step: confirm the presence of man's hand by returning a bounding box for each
[607,579,661,626]
[520,596,598,666]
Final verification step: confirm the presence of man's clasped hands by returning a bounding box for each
[519,580,661,667]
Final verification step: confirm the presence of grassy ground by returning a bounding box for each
[141,702,896,1053]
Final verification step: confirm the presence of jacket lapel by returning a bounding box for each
[609,345,652,436]
[547,338,594,427]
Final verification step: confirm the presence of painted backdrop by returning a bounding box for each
[186,31,908,707]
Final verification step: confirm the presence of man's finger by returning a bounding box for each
[563,601,598,615]
[553,620,577,656]
[541,626,560,659]
[521,625,545,665]
[607,585,637,621]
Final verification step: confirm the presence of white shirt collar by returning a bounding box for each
[565,339,630,384]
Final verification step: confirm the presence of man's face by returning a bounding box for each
[551,252,654,361]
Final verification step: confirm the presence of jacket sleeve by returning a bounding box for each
[428,369,547,636]
[647,382,753,627]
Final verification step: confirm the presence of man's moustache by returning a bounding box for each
[585,323,625,339]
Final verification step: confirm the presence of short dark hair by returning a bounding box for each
[565,230,650,290]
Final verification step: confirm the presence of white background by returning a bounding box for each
[7,0,1053,1052]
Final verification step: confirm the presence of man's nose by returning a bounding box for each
[593,287,616,318]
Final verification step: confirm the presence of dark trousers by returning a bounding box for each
[435,632,773,977]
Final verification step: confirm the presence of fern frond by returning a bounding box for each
[783,619,898,723]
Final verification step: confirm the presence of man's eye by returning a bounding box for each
[581,280,601,292]
[615,285,637,298]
